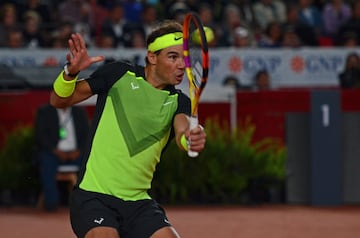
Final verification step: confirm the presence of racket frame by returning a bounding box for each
[182,12,210,157]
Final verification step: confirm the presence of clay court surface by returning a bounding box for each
[1,205,360,238]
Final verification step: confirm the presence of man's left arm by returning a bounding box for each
[173,113,206,153]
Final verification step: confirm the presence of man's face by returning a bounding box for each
[154,45,185,86]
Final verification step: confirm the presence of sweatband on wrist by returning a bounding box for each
[180,134,189,151]
[53,70,77,97]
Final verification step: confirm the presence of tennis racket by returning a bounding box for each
[183,12,210,157]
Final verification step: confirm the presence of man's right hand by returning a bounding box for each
[65,33,105,75]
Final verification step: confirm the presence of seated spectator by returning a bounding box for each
[257,21,283,48]
[322,0,351,41]
[50,21,73,48]
[0,3,20,47]
[22,10,49,48]
[223,75,242,90]
[297,0,324,36]
[129,29,146,48]
[34,103,90,211]
[100,3,137,48]
[96,34,114,48]
[337,0,360,46]
[219,3,244,47]
[17,0,53,29]
[223,74,252,90]
[169,1,189,24]
[197,2,223,47]
[6,27,25,48]
[88,0,109,43]
[338,52,360,88]
[237,0,260,31]
[252,0,287,31]
[58,0,87,25]
[340,32,358,47]
[140,3,159,37]
[313,0,326,11]
[253,69,271,90]
[72,3,95,48]
[124,0,143,22]
[283,4,319,46]
[281,26,302,47]
[232,26,255,48]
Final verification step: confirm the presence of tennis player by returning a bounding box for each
[50,20,206,238]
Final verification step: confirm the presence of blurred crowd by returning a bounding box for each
[0,0,360,49]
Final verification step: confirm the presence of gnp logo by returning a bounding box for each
[228,56,243,73]
[289,55,343,73]
[289,54,343,74]
[302,55,342,73]
[290,56,305,73]
[290,55,342,74]
[227,56,281,74]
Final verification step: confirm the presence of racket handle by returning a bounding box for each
[188,116,199,157]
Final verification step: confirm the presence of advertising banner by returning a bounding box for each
[0,48,359,88]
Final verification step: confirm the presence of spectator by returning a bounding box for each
[337,0,360,46]
[257,21,283,48]
[281,25,302,47]
[223,74,242,89]
[57,0,107,46]
[34,103,90,212]
[338,52,360,88]
[97,0,118,10]
[6,27,25,48]
[197,2,222,47]
[313,0,326,11]
[58,0,87,25]
[0,3,20,47]
[297,0,323,36]
[219,3,244,46]
[124,0,143,22]
[283,4,319,46]
[338,31,359,48]
[223,74,251,90]
[140,3,159,37]
[168,1,189,23]
[232,26,255,48]
[100,3,133,48]
[50,21,74,48]
[22,10,49,48]
[237,0,260,31]
[322,0,351,41]
[340,31,358,47]
[252,0,287,31]
[253,69,271,90]
[72,2,95,47]
[129,29,146,48]
[88,0,109,45]
[17,0,53,29]
[96,33,114,48]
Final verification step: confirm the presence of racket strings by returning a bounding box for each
[189,37,203,88]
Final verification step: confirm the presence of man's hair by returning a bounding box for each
[146,20,183,48]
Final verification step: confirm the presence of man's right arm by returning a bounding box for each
[50,33,105,108]
[50,73,93,108]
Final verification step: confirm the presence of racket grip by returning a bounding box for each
[188,116,199,157]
